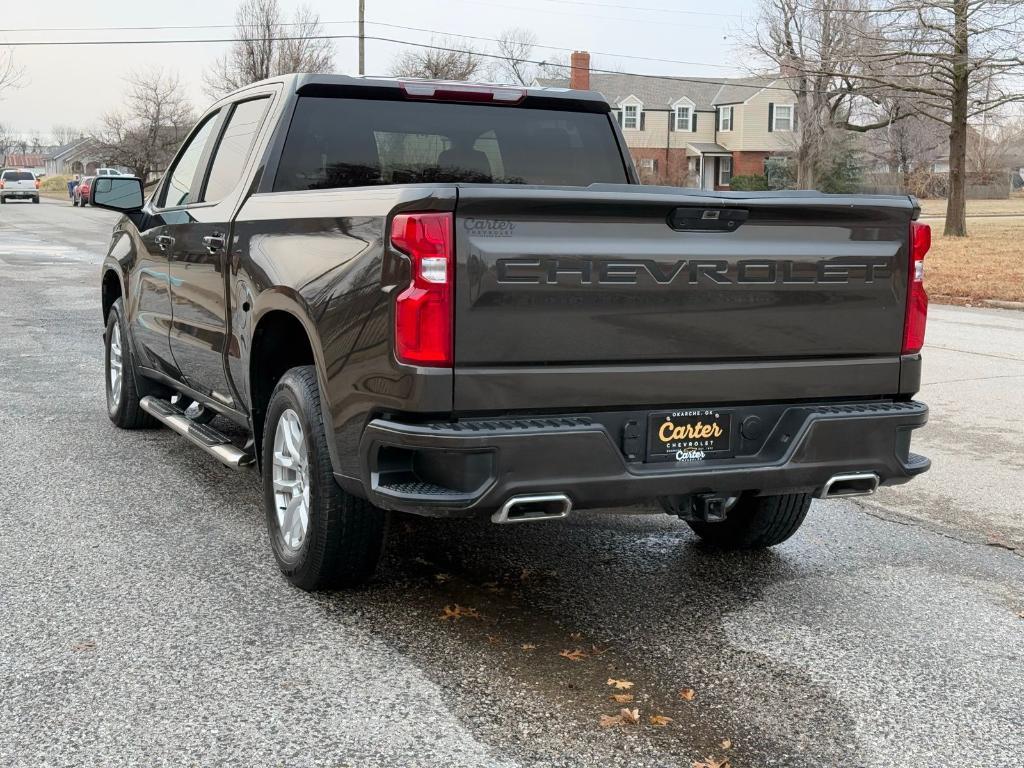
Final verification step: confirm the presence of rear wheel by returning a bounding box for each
[32,196,39,204]
[687,492,812,549]
[262,366,387,590]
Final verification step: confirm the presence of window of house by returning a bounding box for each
[675,105,691,131]
[623,104,639,130]
[718,106,733,131]
[718,156,732,186]
[773,104,793,132]
[638,158,657,173]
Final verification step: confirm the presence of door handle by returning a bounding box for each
[155,234,175,251]
[203,234,226,254]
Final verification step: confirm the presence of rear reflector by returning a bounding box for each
[902,221,930,355]
[400,81,526,104]
[391,212,454,367]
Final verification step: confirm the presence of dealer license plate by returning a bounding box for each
[647,408,732,463]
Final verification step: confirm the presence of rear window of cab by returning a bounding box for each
[2,171,35,181]
[273,97,628,191]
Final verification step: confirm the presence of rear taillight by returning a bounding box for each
[902,221,930,354]
[35,180,41,189]
[0,181,4,189]
[391,212,454,367]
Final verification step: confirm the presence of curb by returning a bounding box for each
[982,300,1024,311]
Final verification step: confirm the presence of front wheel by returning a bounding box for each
[687,493,812,549]
[262,366,387,590]
[104,298,156,429]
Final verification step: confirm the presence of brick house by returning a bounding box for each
[537,52,798,190]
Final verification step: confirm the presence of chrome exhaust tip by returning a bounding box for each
[492,493,572,524]
[819,472,880,499]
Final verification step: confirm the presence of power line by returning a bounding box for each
[0,32,808,93]
[0,19,742,71]
[513,0,743,17]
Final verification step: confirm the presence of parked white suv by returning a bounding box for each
[96,168,124,177]
[0,169,40,204]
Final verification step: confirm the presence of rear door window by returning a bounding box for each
[273,97,627,191]
[3,171,35,182]
[202,97,271,202]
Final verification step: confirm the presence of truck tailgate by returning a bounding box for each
[452,186,915,410]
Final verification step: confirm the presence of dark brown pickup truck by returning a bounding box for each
[92,74,930,590]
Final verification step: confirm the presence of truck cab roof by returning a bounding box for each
[218,73,612,113]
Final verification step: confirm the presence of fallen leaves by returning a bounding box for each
[71,640,96,652]
[438,604,481,621]
[692,758,730,768]
[609,693,634,704]
[520,643,537,651]
[679,687,697,701]
[569,631,584,641]
[434,573,450,583]
[720,739,732,750]
[607,678,634,690]
[560,648,587,662]
[600,707,640,727]
[649,715,673,727]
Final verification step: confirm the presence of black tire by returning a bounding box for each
[32,196,39,204]
[687,492,812,549]
[262,366,387,590]
[104,298,156,429]
[0,197,6,204]
[72,197,78,207]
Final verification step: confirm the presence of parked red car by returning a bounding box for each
[73,176,94,207]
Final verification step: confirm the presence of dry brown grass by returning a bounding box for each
[927,218,1024,304]
[919,193,1024,217]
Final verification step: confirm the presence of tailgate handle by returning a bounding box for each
[668,207,748,232]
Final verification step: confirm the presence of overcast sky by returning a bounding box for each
[0,0,759,138]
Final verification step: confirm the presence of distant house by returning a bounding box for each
[2,153,48,176]
[537,52,798,190]
[43,138,109,177]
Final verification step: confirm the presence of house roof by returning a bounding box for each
[3,153,46,167]
[536,73,785,111]
[48,138,96,161]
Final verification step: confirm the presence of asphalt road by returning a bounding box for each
[1,198,1022,768]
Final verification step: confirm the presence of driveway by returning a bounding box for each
[1,198,1022,767]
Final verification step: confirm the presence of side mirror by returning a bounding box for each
[91,176,144,212]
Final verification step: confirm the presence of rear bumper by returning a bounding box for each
[1,191,38,199]
[355,400,930,518]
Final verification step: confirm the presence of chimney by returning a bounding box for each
[570,50,591,90]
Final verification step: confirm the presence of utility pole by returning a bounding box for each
[358,0,365,75]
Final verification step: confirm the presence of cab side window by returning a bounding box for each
[160,112,219,208]
[202,97,271,202]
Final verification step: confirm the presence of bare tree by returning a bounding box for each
[391,38,485,80]
[97,68,195,180]
[969,110,1024,174]
[865,107,948,179]
[859,0,1024,234]
[203,0,335,98]
[50,125,85,146]
[492,28,569,85]
[0,123,16,164]
[748,0,897,189]
[0,47,25,98]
